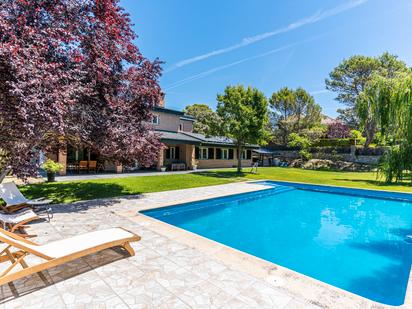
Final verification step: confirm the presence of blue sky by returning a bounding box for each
[121,0,412,117]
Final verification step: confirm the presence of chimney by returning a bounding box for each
[158,92,165,107]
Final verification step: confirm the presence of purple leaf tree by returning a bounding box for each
[0,0,163,181]
[326,122,351,139]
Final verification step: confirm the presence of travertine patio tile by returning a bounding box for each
[176,279,233,308]
[207,268,257,297]
[284,299,324,309]
[155,267,204,295]
[149,240,189,257]
[236,281,292,308]
[157,297,190,309]
[55,271,114,306]
[47,258,93,283]
[128,247,162,265]
[183,258,228,280]
[118,276,175,308]
[83,248,128,269]
[0,270,54,302]
[166,247,210,267]
[63,295,128,309]
[1,284,65,309]
[139,233,170,251]
[132,255,181,278]
[219,297,251,309]
[94,260,145,295]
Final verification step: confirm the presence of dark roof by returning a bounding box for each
[153,107,195,120]
[180,132,259,148]
[157,131,201,144]
[182,132,233,145]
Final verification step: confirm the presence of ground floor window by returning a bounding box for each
[195,147,235,160]
[222,149,229,160]
[241,149,252,160]
[215,148,230,160]
[166,146,179,159]
[200,147,208,160]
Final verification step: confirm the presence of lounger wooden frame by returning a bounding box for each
[6,215,39,234]
[0,211,39,238]
[0,228,140,285]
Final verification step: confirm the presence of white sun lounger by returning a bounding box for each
[0,182,52,220]
[0,227,140,285]
[0,209,39,233]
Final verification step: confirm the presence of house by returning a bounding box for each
[151,101,258,171]
[50,100,257,175]
[321,115,342,126]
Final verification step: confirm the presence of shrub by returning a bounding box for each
[313,138,355,147]
[301,125,327,141]
[350,130,366,145]
[41,159,63,173]
[310,146,351,154]
[288,133,312,160]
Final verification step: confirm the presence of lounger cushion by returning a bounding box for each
[38,228,136,258]
[26,199,53,206]
[0,209,37,224]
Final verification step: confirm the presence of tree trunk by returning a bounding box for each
[363,119,376,149]
[0,166,11,184]
[237,144,242,173]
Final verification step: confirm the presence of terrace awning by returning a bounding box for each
[253,148,277,155]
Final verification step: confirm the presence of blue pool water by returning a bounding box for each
[142,182,412,305]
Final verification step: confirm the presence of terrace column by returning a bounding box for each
[115,164,123,173]
[58,146,67,176]
[156,149,164,171]
[186,145,196,170]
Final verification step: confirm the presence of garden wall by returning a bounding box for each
[270,145,383,165]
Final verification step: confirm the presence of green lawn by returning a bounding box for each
[20,167,412,204]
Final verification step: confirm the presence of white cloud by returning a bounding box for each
[310,89,331,95]
[165,35,324,90]
[165,0,367,73]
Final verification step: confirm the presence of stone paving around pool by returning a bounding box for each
[0,182,400,308]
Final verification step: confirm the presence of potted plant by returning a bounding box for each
[160,166,166,172]
[42,159,63,182]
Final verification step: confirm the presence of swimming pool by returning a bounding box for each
[142,181,412,306]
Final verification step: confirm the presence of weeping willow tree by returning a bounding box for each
[357,74,412,183]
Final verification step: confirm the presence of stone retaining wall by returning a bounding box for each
[271,145,381,165]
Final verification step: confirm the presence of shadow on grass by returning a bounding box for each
[20,182,142,205]
[332,178,412,188]
[194,171,249,179]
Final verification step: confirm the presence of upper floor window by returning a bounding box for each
[152,115,159,125]
[179,123,183,131]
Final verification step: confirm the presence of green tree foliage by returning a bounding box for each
[183,104,221,136]
[269,87,322,145]
[357,75,412,182]
[350,129,366,145]
[216,85,268,172]
[326,53,410,146]
[287,133,312,161]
